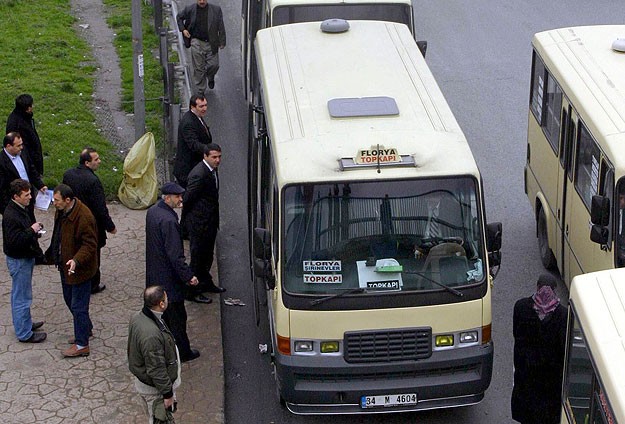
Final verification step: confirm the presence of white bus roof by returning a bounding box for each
[533,25,625,163]
[255,21,479,186]
[269,0,413,7]
[570,268,625,422]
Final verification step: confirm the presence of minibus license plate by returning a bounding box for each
[361,393,417,408]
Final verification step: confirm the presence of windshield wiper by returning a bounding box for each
[403,271,463,297]
[310,287,366,306]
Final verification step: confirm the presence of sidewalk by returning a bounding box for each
[0,204,224,423]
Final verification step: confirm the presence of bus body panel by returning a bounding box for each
[561,269,625,423]
[288,300,484,339]
[526,25,625,284]
[255,22,476,187]
[251,21,496,414]
[274,342,493,414]
[242,0,415,100]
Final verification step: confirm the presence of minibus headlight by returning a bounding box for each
[320,341,339,353]
[435,335,454,347]
[460,331,478,344]
[294,340,314,352]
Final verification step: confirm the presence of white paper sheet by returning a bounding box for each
[34,189,53,211]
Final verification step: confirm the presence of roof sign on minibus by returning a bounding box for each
[356,146,401,164]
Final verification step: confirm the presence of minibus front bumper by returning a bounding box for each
[275,341,493,415]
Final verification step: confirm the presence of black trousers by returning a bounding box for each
[188,225,217,296]
[162,300,192,357]
[91,246,102,291]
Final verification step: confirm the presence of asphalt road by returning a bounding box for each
[196,0,625,422]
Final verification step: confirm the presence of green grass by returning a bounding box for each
[0,0,164,198]
[104,0,165,150]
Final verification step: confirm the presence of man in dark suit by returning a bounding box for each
[183,143,225,303]
[0,132,47,219]
[173,94,211,236]
[6,94,44,176]
[173,95,211,188]
[63,148,116,294]
[177,0,226,94]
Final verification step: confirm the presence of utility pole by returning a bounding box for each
[132,0,146,141]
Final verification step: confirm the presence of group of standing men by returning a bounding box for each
[134,98,225,420]
[1,93,116,359]
[143,91,225,365]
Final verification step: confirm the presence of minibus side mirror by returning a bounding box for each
[486,222,502,273]
[590,224,609,245]
[253,227,272,260]
[590,195,610,226]
[253,228,275,289]
[486,222,502,252]
[417,40,427,57]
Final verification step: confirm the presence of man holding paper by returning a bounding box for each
[0,132,47,220]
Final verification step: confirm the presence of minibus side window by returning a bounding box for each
[574,123,601,212]
[543,73,563,154]
[562,309,594,423]
[615,178,625,267]
[530,52,545,125]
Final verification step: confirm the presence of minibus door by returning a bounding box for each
[558,101,577,285]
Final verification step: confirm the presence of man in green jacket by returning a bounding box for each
[128,286,181,423]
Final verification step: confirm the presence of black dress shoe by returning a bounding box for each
[91,284,106,294]
[208,80,215,89]
[20,332,47,343]
[181,348,200,363]
[31,321,45,331]
[205,285,226,293]
[190,294,212,304]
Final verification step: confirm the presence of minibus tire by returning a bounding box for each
[538,210,556,270]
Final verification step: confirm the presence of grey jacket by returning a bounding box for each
[176,2,226,54]
[127,306,179,399]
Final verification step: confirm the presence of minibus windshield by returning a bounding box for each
[283,177,486,296]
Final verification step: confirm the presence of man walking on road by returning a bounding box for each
[46,184,98,358]
[128,285,181,424]
[177,0,226,94]
[145,182,201,363]
[2,179,47,343]
[63,148,116,295]
[6,94,44,176]
[184,143,225,303]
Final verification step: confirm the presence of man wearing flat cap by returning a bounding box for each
[145,182,201,362]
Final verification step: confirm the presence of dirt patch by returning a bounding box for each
[70,0,135,153]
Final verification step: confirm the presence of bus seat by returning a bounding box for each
[421,242,466,277]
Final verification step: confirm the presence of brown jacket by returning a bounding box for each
[46,199,98,284]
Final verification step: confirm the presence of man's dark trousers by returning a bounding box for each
[60,272,93,347]
[162,301,192,358]
[189,223,217,291]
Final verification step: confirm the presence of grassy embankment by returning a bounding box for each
[0,0,163,197]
